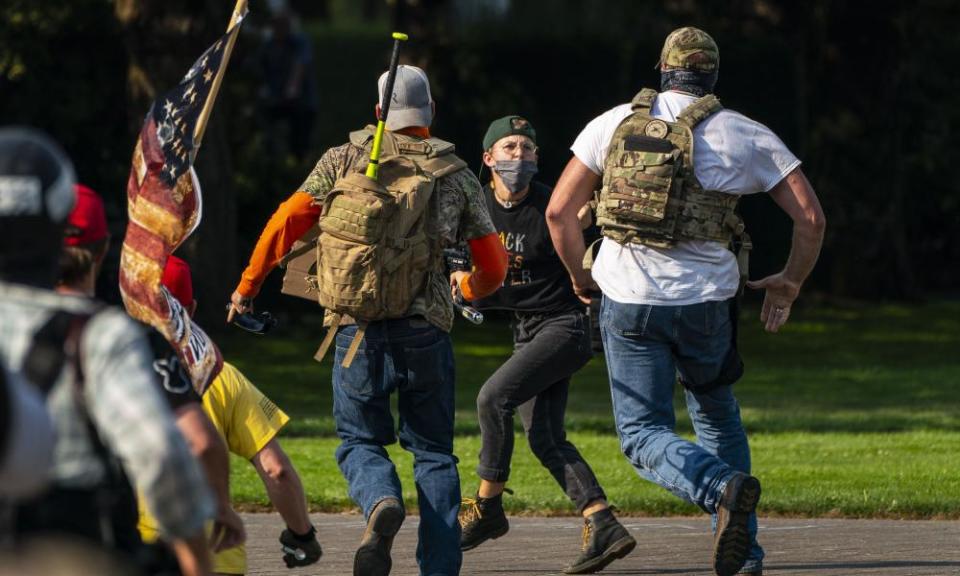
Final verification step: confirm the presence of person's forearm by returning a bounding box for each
[547,209,590,285]
[172,533,212,576]
[546,157,601,287]
[195,428,231,512]
[237,192,320,298]
[176,406,231,510]
[775,168,826,290]
[259,465,311,534]
[782,218,825,289]
[460,233,508,301]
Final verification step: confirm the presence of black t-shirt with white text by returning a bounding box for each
[144,327,200,410]
[473,181,583,313]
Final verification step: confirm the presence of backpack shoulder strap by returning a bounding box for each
[390,135,466,178]
[677,94,723,128]
[394,136,456,158]
[417,153,468,179]
[348,127,375,149]
[630,88,659,111]
[22,308,99,397]
[423,137,456,158]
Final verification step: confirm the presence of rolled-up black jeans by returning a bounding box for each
[475,308,607,512]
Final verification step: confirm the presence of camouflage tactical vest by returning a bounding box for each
[596,88,746,249]
[280,128,466,366]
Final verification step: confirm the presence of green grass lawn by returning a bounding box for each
[218,301,960,518]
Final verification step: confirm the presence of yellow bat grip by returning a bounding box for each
[365,120,387,179]
[365,32,409,180]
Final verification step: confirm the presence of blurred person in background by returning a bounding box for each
[0,127,215,576]
[259,6,318,162]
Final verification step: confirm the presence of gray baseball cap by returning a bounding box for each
[377,65,434,131]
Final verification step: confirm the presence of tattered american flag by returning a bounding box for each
[119,13,245,395]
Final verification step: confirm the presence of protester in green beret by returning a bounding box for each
[455,115,636,574]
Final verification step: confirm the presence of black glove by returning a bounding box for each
[280,525,322,568]
[443,245,472,274]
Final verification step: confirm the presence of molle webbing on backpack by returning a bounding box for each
[596,88,745,249]
[307,129,467,366]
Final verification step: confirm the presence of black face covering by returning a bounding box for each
[660,68,717,97]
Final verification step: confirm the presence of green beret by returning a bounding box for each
[482,115,537,151]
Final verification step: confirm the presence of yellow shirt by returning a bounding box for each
[138,362,290,574]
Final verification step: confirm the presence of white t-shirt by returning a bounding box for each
[571,91,801,305]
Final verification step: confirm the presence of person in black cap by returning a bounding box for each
[0,127,216,576]
[455,116,635,574]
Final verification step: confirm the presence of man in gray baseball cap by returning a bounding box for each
[230,65,505,576]
[377,64,435,130]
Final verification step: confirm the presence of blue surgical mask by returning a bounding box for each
[494,160,538,194]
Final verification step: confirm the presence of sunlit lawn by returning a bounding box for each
[219,301,960,518]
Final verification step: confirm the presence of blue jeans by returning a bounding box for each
[600,297,764,568]
[333,318,461,576]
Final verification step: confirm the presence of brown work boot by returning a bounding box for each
[564,508,636,574]
[713,473,761,576]
[459,492,509,551]
[354,497,405,576]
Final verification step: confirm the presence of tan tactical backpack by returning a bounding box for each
[591,88,751,283]
[596,89,748,249]
[281,128,466,366]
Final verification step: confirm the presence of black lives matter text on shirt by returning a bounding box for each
[473,181,583,313]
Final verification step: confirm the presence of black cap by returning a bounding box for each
[0,127,75,222]
[0,127,76,286]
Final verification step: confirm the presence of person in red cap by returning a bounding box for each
[154,255,322,574]
[57,184,110,296]
[56,183,247,573]
[162,255,195,312]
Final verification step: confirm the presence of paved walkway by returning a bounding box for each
[242,513,960,575]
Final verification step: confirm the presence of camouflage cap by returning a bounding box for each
[657,26,719,73]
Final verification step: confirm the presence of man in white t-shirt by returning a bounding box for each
[546,27,825,576]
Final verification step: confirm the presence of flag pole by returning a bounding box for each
[193,0,248,151]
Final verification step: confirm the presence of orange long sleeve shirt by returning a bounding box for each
[236,191,319,298]
[235,195,507,302]
[236,126,507,301]
[460,234,508,301]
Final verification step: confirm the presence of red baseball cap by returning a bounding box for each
[162,255,194,308]
[64,184,109,247]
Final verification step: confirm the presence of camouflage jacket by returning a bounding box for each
[299,130,495,331]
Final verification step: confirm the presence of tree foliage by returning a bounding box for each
[1,0,957,311]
